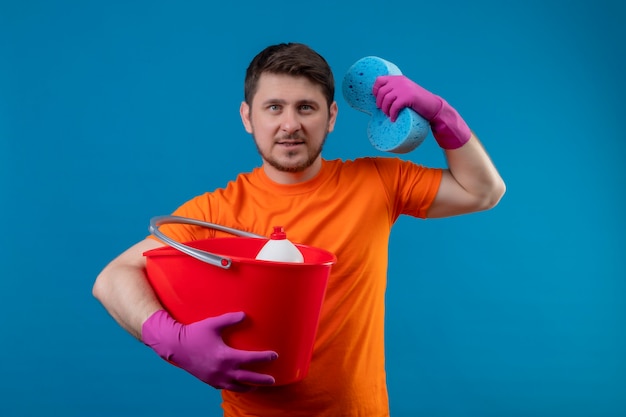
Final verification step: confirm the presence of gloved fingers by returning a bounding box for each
[374,76,412,122]
[373,84,397,116]
[229,348,279,366]
[378,91,405,122]
[190,364,268,391]
[219,381,259,393]
[372,76,389,97]
[232,369,276,386]
[388,101,408,123]
[201,311,246,332]
[380,93,400,121]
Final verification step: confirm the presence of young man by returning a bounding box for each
[93,42,505,416]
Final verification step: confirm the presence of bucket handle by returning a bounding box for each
[149,215,265,269]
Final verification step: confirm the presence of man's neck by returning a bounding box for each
[262,158,322,185]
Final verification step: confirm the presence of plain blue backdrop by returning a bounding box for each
[1,0,624,416]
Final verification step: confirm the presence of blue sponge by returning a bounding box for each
[342,56,429,153]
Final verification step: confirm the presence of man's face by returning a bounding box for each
[240,73,337,181]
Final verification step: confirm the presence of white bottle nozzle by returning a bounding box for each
[271,226,287,240]
[255,226,304,263]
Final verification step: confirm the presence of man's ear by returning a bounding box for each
[328,101,338,133]
[240,101,253,133]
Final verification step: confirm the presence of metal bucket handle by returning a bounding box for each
[149,215,265,269]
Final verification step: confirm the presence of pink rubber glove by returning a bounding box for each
[142,310,278,392]
[373,75,471,149]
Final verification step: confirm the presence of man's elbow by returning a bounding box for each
[92,267,114,303]
[92,272,106,301]
[481,178,506,211]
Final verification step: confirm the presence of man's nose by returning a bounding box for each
[281,109,301,133]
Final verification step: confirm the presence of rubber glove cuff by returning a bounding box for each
[430,98,472,150]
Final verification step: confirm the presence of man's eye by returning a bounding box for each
[269,105,280,111]
[300,105,312,111]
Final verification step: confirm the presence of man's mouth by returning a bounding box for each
[276,137,305,147]
[277,141,304,147]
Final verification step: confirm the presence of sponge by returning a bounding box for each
[342,56,429,153]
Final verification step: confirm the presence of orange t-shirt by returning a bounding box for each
[154,157,442,416]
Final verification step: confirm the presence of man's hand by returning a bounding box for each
[142,310,278,392]
[373,75,471,149]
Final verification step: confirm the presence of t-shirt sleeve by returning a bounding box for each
[372,157,443,219]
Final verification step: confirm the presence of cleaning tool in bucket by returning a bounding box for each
[143,215,336,385]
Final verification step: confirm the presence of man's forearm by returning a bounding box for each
[444,132,506,210]
[93,263,163,340]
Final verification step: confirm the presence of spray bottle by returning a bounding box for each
[255,226,304,263]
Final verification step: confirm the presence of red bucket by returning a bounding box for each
[143,216,336,385]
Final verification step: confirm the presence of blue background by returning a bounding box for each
[1,0,624,416]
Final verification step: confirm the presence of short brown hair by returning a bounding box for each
[244,43,335,108]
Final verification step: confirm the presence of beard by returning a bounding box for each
[253,132,328,173]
